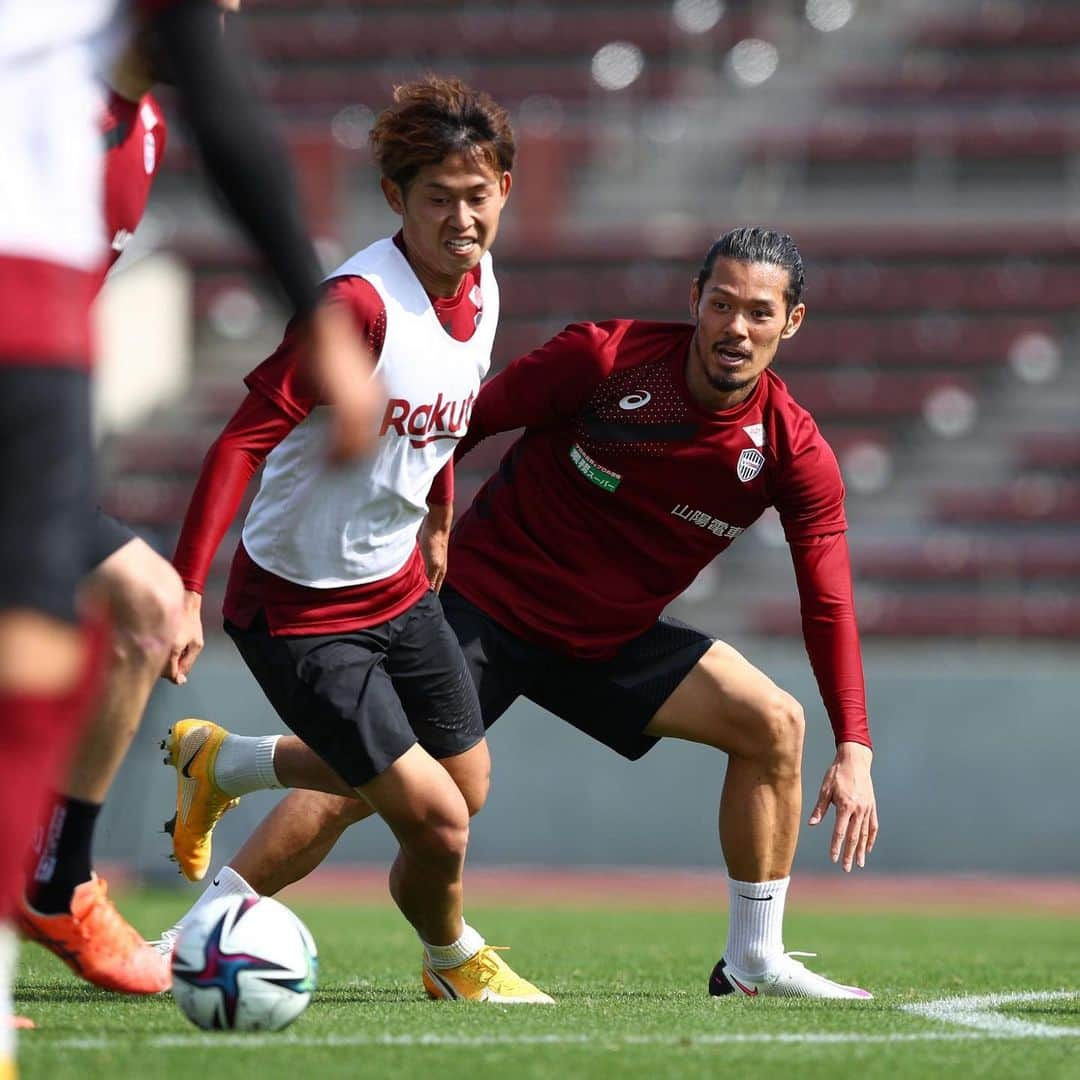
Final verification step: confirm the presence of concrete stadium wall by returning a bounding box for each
[104,639,1079,884]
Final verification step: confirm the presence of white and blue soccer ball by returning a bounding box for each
[171,894,318,1032]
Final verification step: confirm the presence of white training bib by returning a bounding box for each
[242,238,499,587]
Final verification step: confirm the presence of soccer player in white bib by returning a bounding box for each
[164,77,552,1004]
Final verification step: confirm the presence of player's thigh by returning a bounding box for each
[83,507,137,576]
[644,639,802,758]
[0,366,92,624]
[357,741,470,855]
[85,532,184,645]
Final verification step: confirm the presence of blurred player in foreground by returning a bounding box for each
[0,0,380,1050]
[163,77,551,1005]
[14,0,240,1001]
[166,227,879,1001]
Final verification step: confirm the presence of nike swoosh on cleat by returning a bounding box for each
[180,745,203,779]
[731,977,759,996]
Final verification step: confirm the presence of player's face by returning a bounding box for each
[382,152,512,298]
[687,257,804,409]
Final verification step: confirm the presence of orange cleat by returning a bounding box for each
[5,1016,33,1029]
[16,875,171,995]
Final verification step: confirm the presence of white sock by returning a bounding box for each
[725,876,790,975]
[0,922,16,1059]
[213,735,282,796]
[177,865,260,931]
[422,921,485,970]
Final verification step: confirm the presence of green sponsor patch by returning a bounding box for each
[569,443,621,492]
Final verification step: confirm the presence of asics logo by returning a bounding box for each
[618,391,651,410]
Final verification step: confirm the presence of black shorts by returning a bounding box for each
[224,590,484,788]
[0,366,94,623]
[85,506,137,571]
[439,585,714,761]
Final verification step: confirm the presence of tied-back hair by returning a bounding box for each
[696,226,805,311]
[369,75,516,192]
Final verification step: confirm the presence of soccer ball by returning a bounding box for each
[171,895,318,1031]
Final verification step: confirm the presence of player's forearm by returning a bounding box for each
[151,1,321,317]
[172,436,260,592]
[791,533,872,748]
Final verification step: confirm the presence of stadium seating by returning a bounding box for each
[99,0,1080,640]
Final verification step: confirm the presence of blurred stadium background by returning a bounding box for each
[92,0,1080,882]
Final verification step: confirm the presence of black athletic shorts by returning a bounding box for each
[224,590,484,788]
[0,367,94,623]
[439,585,714,761]
[85,506,137,571]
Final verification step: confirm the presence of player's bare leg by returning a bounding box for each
[646,640,804,883]
[233,791,369,896]
[161,731,550,1001]
[645,640,871,999]
[158,749,489,946]
[18,541,181,994]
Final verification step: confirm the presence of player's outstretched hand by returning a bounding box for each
[167,590,206,686]
[808,740,878,872]
[311,304,384,465]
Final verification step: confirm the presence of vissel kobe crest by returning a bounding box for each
[737,447,765,482]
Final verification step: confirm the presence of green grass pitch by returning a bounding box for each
[14,890,1080,1079]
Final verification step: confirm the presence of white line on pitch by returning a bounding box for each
[25,991,1080,1052]
[902,990,1080,1038]
[21,1030,1068,1052]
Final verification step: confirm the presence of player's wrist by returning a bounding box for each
[835,739,873,764]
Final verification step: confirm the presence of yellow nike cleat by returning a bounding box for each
[422,946,554,1004]
[161,719,239,882]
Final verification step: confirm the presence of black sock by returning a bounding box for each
[28,795,101,915]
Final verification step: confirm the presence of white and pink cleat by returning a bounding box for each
[709,952,873,1000]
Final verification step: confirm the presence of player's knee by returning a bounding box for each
[108,560,184,668]
[399,804,470,866]
[754,691,805,774]
[458,759,490,818]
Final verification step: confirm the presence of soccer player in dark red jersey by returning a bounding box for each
[160,78,551,1004]
[163,227,879,1001]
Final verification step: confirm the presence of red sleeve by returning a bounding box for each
[245,275,386,419]
[773,410,848,541]
[456,321,614,460]
[172,391,301,593]
[428,458,454,506]
[790,532,872,749]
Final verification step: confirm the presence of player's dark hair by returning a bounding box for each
[696,226,805,311]
[370,76,515,192]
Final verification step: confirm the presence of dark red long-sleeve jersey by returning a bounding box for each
[449,319,871,748]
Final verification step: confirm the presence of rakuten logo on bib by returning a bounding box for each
[380,391,476,448]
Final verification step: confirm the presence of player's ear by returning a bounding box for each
[689,279,701,319]
[499,171,512,202]
[781,303,805,339]
[380,176,406,216]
